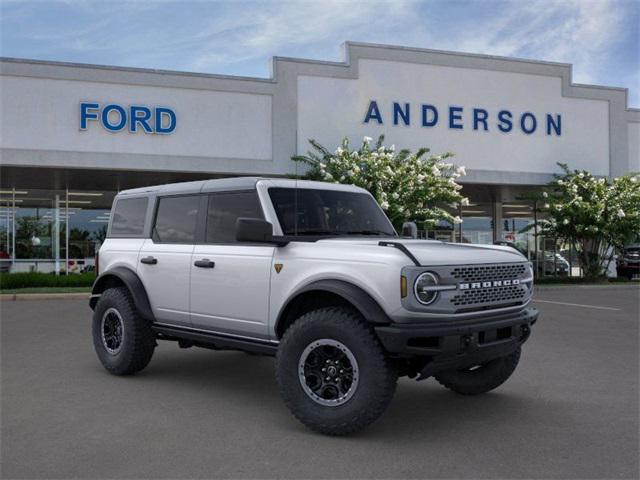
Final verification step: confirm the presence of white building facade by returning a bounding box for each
[1,42,638,273]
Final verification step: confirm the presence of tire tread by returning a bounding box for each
[434,348,521,395]
[275,307,397,436]
[92,287,155,375]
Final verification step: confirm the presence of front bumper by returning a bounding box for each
[617,263,640,276]
[375,307,538,378]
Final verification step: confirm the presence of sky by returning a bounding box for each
[1,0,639,106]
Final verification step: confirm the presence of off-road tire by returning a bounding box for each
[434,347,521,395]
[92,287,155,375]
[275,307,398,436]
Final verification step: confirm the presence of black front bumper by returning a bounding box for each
[375,307,538,378]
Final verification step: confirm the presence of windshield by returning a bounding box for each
[268,188,397,237]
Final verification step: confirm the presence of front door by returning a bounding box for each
[189,191,274,339]
[137,194,200,327]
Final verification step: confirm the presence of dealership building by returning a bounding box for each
[0,42,638,273]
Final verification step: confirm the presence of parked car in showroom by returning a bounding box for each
[89,177,538,435]
[0,249,10,273]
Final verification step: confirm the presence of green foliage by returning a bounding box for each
[535,163,640,279]
[15,216,50,259]
[0,272,96,290]
[293,135,467,229]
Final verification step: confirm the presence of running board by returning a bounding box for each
[152,324,278,356]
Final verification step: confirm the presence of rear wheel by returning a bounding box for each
[434,348,521,395]
[275,307,397,436]
[92,287,155,375]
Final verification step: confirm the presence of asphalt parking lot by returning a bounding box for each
[1,285,638,479]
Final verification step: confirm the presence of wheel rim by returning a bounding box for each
[298,339,359,407]
[101,307,124,355]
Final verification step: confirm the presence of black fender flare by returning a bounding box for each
[275,279,391,337]
[89,266,155,322]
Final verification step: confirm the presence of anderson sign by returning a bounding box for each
[363,100,562,136]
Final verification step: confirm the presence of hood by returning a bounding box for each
[315,238,527,266]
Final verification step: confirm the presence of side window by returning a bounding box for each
[110,197,148,237]
[206,191,263,243]
[153,195,200,244]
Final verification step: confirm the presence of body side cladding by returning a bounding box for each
[275,279,391,338]
[89,266,155,322]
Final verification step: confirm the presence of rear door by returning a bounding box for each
[189,190,274,339]
[137,194,202,327]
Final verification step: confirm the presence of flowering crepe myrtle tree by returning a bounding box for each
[535,163,640,279]
[292,135,468,231]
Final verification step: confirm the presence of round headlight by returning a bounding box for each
[414,272,439,305]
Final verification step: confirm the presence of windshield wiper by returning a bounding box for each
[290,229,342,236]
[343,230,391,236]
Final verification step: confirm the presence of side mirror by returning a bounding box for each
[401,222,418,239]
[236,217,274,243]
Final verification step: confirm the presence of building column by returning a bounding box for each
[494,200,503,242]
[54,194,60,275]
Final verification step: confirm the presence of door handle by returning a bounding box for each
[140,256,158,265]
[194,259,215,269]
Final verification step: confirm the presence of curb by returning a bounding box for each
[0,292,90,301]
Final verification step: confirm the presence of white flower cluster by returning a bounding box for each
[538,163,640,277]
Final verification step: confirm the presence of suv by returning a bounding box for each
[90,177,538,435]
[616,244,640,280]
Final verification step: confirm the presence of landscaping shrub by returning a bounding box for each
[0,272,96,290]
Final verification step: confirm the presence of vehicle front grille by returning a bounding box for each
[451,284,527,307]
[450,264,527,283]
[448,262,530,311]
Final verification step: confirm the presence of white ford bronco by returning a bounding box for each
[90,177,538,435]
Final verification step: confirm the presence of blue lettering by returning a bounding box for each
[497,110,513,132]
[101,104,127,132]
[130,105,153,133]
[421,104,438,127]
[80,102,99,130]
[363,100,383,124]
[546,114,561,136]
[393,102,410,126]
[473,108,489,131]
[520,112,537,134]
[155,107,176,134]
[449,106,463,129]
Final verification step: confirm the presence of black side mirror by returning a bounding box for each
[236,217,275,243]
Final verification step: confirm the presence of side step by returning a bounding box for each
[152,324,278,356]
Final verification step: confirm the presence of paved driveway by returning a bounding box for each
[1,285,638,479]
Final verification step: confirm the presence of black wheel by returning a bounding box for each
[275,307,397,436]
[434,348,521,395]
[92,287,155,375]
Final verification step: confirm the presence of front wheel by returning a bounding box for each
[275,307,397,436]
[434,348,521,395]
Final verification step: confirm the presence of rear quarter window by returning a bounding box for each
[109,197,149,237]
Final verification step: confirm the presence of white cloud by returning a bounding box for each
[423,0,632,88]
[183,0,418,71]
